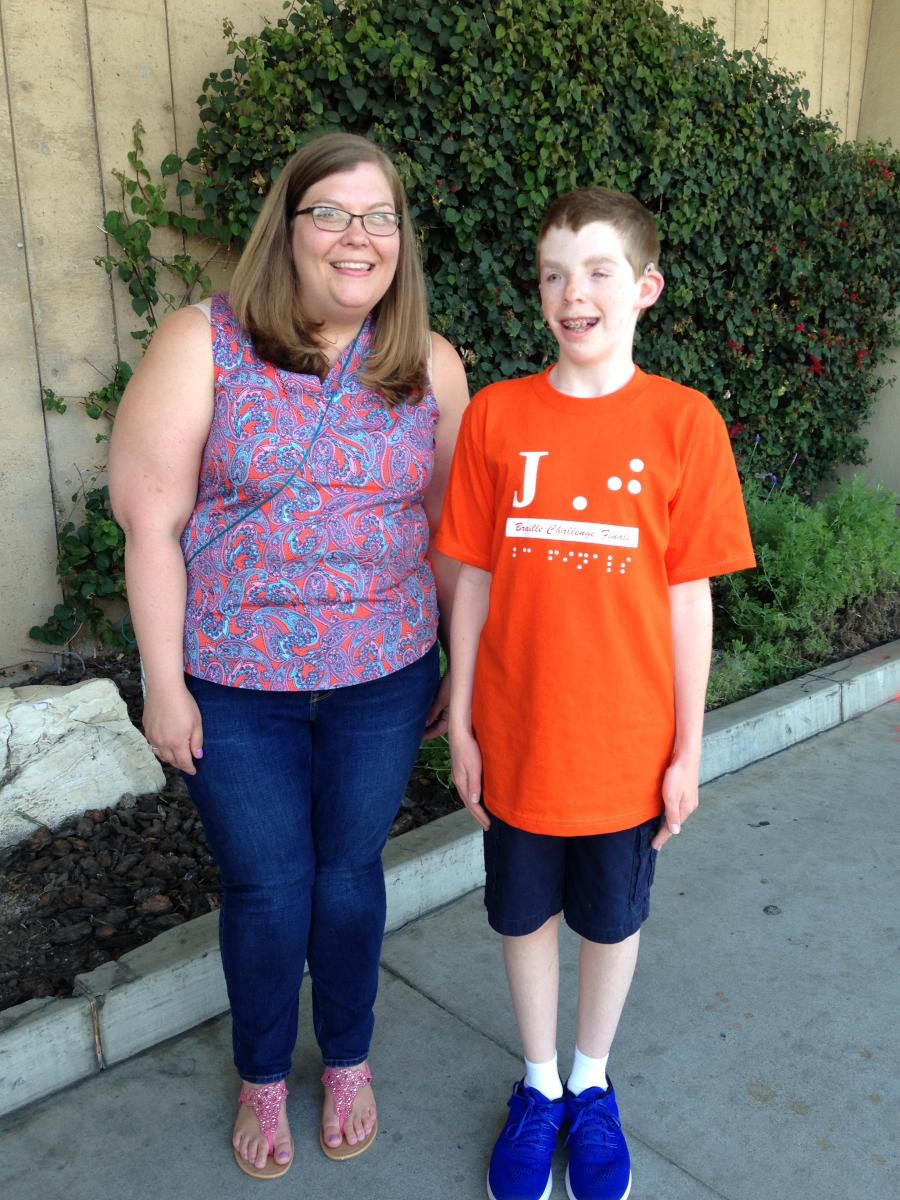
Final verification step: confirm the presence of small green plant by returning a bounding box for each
[708,476,900,705]
[718,477,900,644]
[42,361,133,441]
[417,734,453,791]
[29,486,127,647]
[96,120,215,348]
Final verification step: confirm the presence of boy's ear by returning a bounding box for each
[637,265,664,310]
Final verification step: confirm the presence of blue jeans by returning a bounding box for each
[183,643,439,1083]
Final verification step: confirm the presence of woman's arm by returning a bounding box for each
[420,331,469,737]
[652,576,713,850]
[108,307,215,773]
[448,563,492,829]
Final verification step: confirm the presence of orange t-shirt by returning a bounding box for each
[434,367,756,836]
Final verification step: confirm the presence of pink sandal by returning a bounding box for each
[233,1079,294,1180]
[319,1065,378,1161]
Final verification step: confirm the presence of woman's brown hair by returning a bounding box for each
[229,132,429,405]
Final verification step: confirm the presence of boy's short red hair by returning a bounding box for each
[537,187,660,279]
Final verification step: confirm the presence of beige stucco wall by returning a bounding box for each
[0,0,895,670]
[849,0,900,491]
[666,0,873,137]
[0,28,60,661]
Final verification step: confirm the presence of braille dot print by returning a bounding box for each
[627,480,642,494]
[572,496,588,511]
[577,564,583,570]
[607,476,622,491]
[630,458,644,472]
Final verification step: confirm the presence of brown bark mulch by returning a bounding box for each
[0,653,461,1013]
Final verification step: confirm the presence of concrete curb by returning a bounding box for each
[699,640,899,783]
[1,639,897,1117]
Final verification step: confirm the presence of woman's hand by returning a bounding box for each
[450,724,490,830]
[142,683,204,775]
[422,668,451,740]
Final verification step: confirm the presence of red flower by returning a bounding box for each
[808,354,823,376]
[768,243,777,253]
[857,349,869,365]
[795,323,806,332]
[728,422,746,439]
[882,167,892,181]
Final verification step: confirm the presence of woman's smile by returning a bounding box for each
[291,161,400,337]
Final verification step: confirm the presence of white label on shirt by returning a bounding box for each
[505,517,639,548]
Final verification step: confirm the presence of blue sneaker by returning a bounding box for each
[564,1080,631,1200]
[487,1081,566,1200]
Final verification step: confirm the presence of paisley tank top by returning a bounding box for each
[180,295,439,690]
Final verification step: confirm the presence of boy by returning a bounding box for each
[434,188,755,1200]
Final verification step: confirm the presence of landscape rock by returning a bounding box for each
[0,652,460,1014]
[0,679,164,848]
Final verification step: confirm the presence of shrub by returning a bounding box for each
[185,0,900,495]
[708,476,900,705]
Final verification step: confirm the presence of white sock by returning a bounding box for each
[524,1052,563,1100]
[566,1047,609,1096]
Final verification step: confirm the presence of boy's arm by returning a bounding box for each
[652,577,713,851]
[448,563,492,830]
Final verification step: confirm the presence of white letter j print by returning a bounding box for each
[513,451,549,508]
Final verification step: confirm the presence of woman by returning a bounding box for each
[109,132,467,1178]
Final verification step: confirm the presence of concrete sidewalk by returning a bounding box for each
[2,699,897,1200]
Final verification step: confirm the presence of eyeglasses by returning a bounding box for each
[294,205,401,236]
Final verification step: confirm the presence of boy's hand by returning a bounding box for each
[449,726,490,830]
[652,755,700,850]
